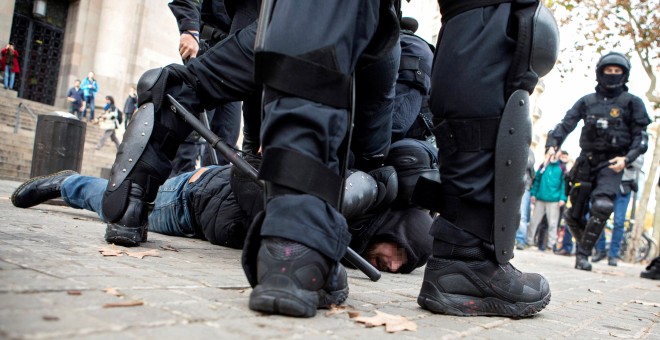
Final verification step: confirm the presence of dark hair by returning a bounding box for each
[105,95,115,105]
[560,150,569,156]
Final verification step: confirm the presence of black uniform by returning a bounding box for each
[546,51,651,271]
[168,0,242,174]
[102,0,558,319]
[392,22,434,142]
[245,0,559,318]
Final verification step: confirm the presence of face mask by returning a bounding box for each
[598,73,625,89]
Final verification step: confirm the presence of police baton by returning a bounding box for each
[167,95,381,282]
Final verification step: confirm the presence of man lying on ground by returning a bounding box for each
[12,140,436,274]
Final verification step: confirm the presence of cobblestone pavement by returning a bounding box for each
[0,179,659,339]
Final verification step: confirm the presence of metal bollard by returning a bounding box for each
[30,112,86,178]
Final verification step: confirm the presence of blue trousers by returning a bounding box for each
[83,95,95,120]
[60,170,213,237]
[3,65,15,89]
[595,191,632,257]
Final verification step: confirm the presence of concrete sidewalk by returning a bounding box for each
[0,178,658,339]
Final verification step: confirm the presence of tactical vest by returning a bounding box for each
[579,92,633,153]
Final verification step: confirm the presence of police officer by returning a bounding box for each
[244,0,559,319]
[168,0,244,174]
[546,52,651,271]
[102,0,557,319]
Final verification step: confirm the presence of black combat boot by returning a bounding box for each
[575,253,592,271]
[11,170,78,208]
[608,257,618,266]
[249,237,349,317]
[104,183,150,246]
[417,240,550,317]
[640,257,660,280]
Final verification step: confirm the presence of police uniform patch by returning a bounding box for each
[610,107,621,118]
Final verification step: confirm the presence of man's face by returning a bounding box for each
[74,80,80,87]
[603,65,623,75]
[559,153,569,163]
[366,241,407,273]
[88,72,95,79]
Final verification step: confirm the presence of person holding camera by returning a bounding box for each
[1,42,20,90]
[546,52,651,271]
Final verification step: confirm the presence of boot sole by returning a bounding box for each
[249,274,349,318]
[417,281,551,318]
[11,170,78,208]
[105,223,145,247]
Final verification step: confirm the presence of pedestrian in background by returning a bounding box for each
[516,148,536,250]
[1,42,20,90]
[66,79,85,118]
[526,147,567,251]
[554,150,574,255]
[96,95,121,150]
[81,72,98,122]
[122,86,137,128]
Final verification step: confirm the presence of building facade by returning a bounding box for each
[2,0,181,109]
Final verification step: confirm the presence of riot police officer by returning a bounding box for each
[546,52,651,271]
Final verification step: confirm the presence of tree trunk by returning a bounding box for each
[626,123,659,262]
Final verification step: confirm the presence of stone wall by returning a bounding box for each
[53,0,182,112]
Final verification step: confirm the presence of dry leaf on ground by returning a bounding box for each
[67,290,82,295]
[42,315,59,321]
[348,311,360,318]
[103,300,144,308]
[160,244,179,252]
[354,310,417,333]
[103,287,124,297]
[98,245,124,257]
[126,249,161,259]
[325,304,355,316]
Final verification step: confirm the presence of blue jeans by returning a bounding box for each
[60,171,204,237]
[83,95,95,120]
[4,65,16,89]
[595,191,632,257]
[516,189,531,245]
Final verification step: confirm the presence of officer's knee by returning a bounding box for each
[385,139,439,207]
[591,197,614,220]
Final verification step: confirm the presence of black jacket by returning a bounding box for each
[547,90,651,163]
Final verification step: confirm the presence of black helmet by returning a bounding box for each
[596,52,630,88]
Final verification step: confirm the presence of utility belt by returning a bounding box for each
[582,150,625,168]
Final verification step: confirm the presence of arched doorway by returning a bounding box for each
[9,0,69,105]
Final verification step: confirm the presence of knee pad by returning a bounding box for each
[137,65,198,112]
[385,139,439,207]
[591,197,614,220]
[505,1,559,98]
